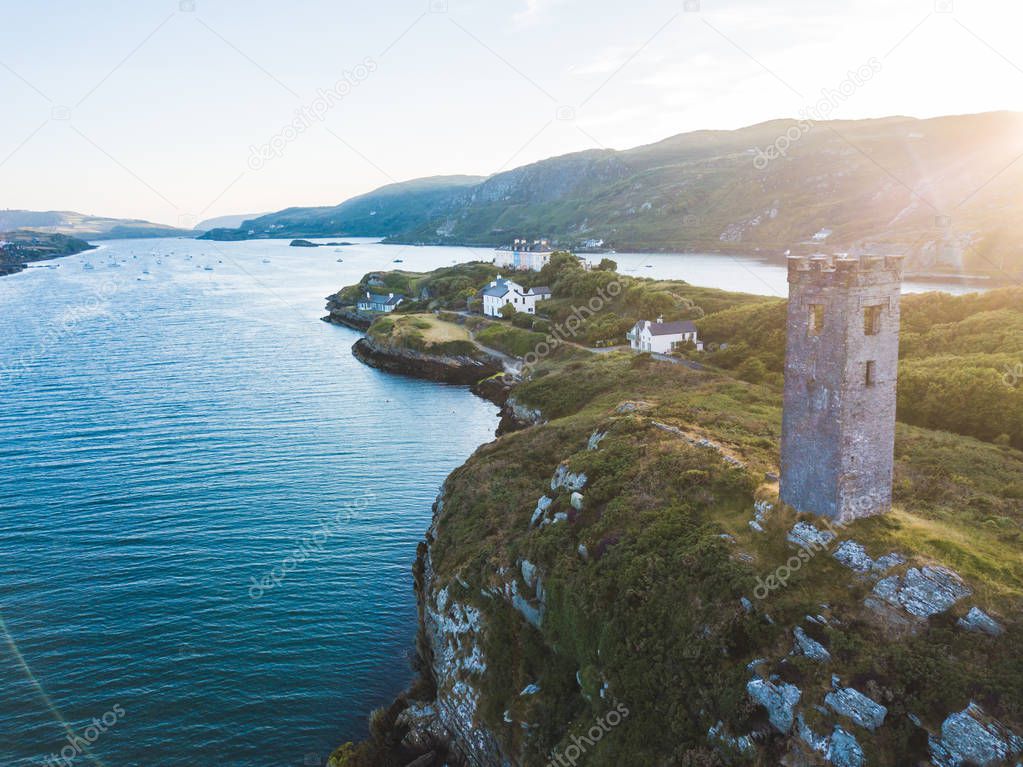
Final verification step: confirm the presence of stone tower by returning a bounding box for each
[780,254,904,522]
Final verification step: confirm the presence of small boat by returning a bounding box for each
[645,264,653,268]
[203,266,214,271]
[262,259,271,264]
[393,259,404,263]
[336,258,344,263]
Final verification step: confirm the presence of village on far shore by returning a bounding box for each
[347,237,707,358]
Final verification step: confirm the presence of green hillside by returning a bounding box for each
[0,210,194,240]
[203,112,1023,280]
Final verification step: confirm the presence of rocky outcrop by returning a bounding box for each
[957,607,1004,637]
[352,337,503,385]
[407,501,511,767]
[872,566,972,618]
[928,703,1023,767]
[322,302,373,331]
[825,685,887,731]
[747,678,801,733]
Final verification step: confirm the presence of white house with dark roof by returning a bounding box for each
[357,291,404,313]
[481,276,552,317]
[627,317,703,353]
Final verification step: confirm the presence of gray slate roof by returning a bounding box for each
[642,320,698,336]
[363,292,404,305]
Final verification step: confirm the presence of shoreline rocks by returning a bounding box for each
[351,336,503,386]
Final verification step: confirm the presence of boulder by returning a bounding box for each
[873,566,972,618]
[825,686,887,731]
[793,626,831,662]
[788,521,837,550]
[587,430,607,450]
[520,560,538,589]
[929,702,1023,767]
[570,492,584,511]
[551,463,587,492]
[530,495,553,527]
[956,607,1004,637]
[832,540,904,574]
[826,726,865,767]
[747,677,801,733]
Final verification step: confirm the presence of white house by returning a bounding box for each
[494,239,554,272]
[481,276,552,317]
[357,291,404,313]
[627,318,703,353]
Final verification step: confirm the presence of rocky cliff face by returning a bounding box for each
[351,337,503,386]
[401,502,513,767]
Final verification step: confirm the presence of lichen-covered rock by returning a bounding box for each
[826,726,865,767]
[796,713,829,754]
[509,580,544,629]
[520,559,538,588]
[570,491,584,511]
[929,702,1023,767]
[873,566,972,618]
[788,521,837,550]
[832,539,904,574]
[551,463,587,492]
[747,677,801,733]
[793,626,831,662]
[530,495,552,527]
[957,607,1004,637]
[587,430,607,450]
[825,686,887,731]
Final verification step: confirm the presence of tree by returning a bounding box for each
[499,303,517,320]
[597,257,618,272]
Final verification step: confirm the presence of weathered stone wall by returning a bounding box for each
[781,255,903,520]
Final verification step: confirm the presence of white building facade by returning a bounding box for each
[493,239,554,272]
[627,319,703,353]
[482,276,552,317]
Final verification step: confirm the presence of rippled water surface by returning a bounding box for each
[0,239,499,766]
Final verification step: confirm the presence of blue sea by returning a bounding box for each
[0,239,499,766]
[0,237,989,766]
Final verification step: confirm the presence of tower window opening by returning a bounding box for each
[864,305,883,335]
[865,361,876,386]
[809,304,825,335]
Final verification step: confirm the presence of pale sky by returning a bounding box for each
[2,0,1022,226]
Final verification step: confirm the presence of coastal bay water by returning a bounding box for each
[0,239,499,766]
[0,238,989,766]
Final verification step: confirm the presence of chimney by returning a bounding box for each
[656,315,664,324]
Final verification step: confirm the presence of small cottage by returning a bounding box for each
[482,276,552,317]
[357,291,404,313]
[628,317,703,353]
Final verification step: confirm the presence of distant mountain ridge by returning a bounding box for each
[202,112,1023,278]
[194,213,269,232]
[0,210,195,240]
[199,176,484,242]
